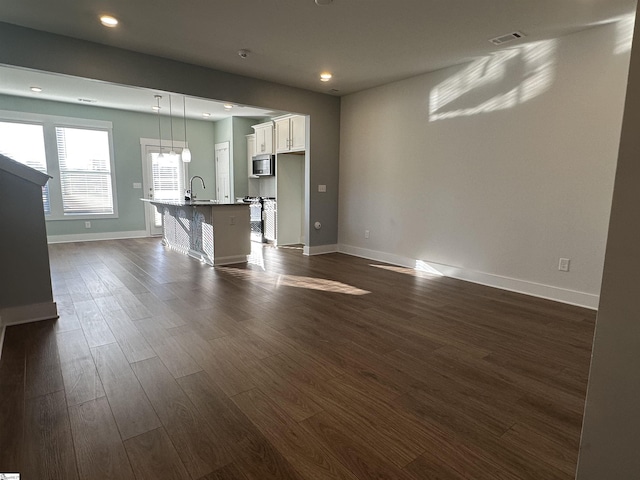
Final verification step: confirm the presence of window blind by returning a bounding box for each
[55,127,114,214]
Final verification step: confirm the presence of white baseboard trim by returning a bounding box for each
[0,301,59,360]
[47,230,149,244]
[338,244,599,310]
[0,301,59,325]
[303,244,339,256]
[214,255,250,266]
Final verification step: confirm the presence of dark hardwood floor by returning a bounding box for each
[0,238,595,479]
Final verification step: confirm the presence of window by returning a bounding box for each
[56,127,114,214]
[0,110,117,219]
[0,121,50,213]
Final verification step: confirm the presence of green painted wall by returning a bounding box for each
[232,117,260,198]
[0,93,215,236]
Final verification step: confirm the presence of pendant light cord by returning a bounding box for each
[169,95,175,153]
[183,96,188,145]
[155,95,163,154]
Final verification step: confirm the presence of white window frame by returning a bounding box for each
[0,109,119,220]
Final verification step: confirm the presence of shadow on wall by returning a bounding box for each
[428,14,635,122]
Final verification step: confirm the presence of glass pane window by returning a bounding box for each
[151,152,183,227]
[0,121,50,213]
[56,127,114,214]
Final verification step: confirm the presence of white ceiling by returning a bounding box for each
[0,0,636,110]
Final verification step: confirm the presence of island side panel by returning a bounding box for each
[211,205,251,265]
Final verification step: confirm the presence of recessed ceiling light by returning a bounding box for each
[223,104,233,110]
[315,0,334,5]
[30,86,43,92]
[320,72,333,82]
[202,113,211,118]
[100,15,119,27]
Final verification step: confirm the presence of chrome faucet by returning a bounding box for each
[186,175,205,201]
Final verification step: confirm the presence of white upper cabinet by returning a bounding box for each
[253,122,274,154]
[274,115,306,153]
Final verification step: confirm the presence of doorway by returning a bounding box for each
[215,141,231,203]
[140,138,186,236]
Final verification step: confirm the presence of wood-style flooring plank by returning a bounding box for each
[0,324,27,471]
[124,427,191,480]
[24,320,64,399]
[74,299,117,348]
[232,388,360,480]
[91,342,161,440]
[68,397,135,480]
[101,308,156,363]
[131,356,232,478]
[22,390,79,480]
[152,335,203,378]
[57,328,106,406]
[300,410,415,480]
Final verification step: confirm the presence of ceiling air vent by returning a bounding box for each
[489,31,525,46]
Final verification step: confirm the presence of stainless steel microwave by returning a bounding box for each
[252,154,275,176]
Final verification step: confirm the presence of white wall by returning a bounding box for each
[339,22,632,307]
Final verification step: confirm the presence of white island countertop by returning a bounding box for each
[140,198,247,207]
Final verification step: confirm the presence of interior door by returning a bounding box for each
[142,145,184,235]
[215,142,231,203]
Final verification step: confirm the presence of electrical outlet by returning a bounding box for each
[365,229,370,239]
[559,258,570,272]
[84,221,91,229]
[133,182,142,189]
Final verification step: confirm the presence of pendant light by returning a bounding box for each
[168,95,177,158]
[181,96,192,162]
[155,95,164,159]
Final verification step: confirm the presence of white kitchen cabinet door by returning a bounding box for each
[289,115,306,151]
[275,117,291,153]
[253,122,273,154]
[274,115,306,153]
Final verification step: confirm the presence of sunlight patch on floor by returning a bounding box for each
[370,260,444,278]
[217,265,370,295]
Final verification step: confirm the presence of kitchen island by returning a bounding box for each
[142,199,250,266]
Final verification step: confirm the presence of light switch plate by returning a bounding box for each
[133,182,142,189]
[318,184,327,192]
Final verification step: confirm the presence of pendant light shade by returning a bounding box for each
[155,95,164,159]
[182,96,192,163]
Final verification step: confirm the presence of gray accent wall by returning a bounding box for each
[0,22,341,247]
[0,164,53,309]
[576,11,640,479]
